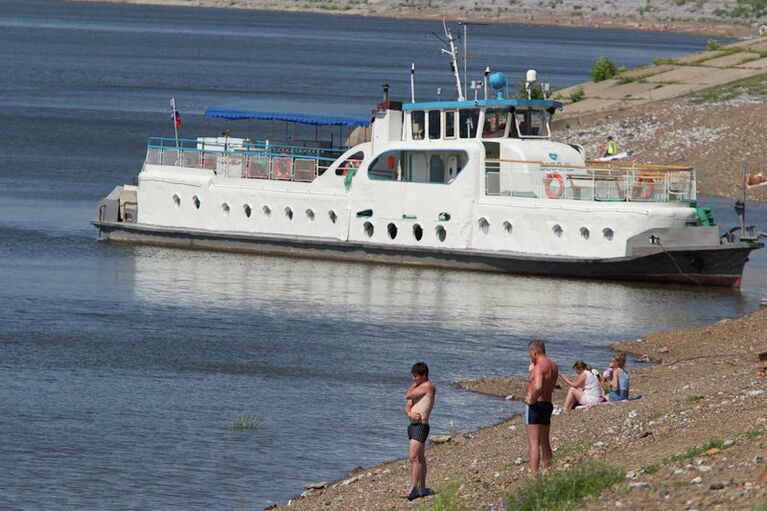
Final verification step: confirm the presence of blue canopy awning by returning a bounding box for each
[205,107,369,128]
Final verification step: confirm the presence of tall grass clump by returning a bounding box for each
[229,413,260,430]
[419,484,464,511]
[642,439,724,473]
[505,461,624,510]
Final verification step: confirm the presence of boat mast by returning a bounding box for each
[441,19,464,101]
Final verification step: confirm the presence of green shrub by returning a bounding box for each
[516,79,545,99]
[505,461,624,510]
[569,85,585,102]
[707,38,723,50]
[591,57,619,82]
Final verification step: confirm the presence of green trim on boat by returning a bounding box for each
[695,206,716,226]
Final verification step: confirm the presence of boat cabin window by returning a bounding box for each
[411,111,425,140]
[428,110,441,140]
[335,151,364,176]
[515,109,550,138]
[368,150,468,184]
[459,109,480,138]
[445,110,456,139]
[482,108,508,138]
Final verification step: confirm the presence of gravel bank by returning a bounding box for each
[75,0,761,37]
[274,308,767,511]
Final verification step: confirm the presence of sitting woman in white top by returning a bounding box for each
[562,360,605,411]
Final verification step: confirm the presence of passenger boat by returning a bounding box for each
[92,25,762,287]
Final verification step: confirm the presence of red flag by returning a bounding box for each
[171,110,181,129]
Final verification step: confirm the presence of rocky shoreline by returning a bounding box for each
[275,308,767,511]
[74,0,760,37]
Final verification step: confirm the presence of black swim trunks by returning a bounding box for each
[525,401,554,425]
[407,422,430,443]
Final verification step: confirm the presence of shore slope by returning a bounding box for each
[276,308,767,510]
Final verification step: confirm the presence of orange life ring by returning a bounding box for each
[273,157,292,180]
[544,172,565,199]
[342,159,360,176]
[636,177,654,199]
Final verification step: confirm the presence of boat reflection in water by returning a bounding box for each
[122,244,750,353]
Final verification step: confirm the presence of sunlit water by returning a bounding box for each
[0,1,763,508]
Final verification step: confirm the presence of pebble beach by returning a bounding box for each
[276,308,767,510]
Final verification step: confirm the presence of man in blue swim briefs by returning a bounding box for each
[524,339,559,473]
[404,362,436,500]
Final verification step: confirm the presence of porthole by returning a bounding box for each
[243,204,252,218]
[328,210,338,224]
[285,207,293,220]
[413,223,423,241]
[552,224,563,238]
[363,221,374,238]
[193,196,201,209]
[222,203,230,215]
[603,227,614,241]
[306,208,315,221]
[503,220,513,234]
[435,225,447,242]
[263,205,271,217]
[387,223,398,239]
[172,194,181,207]
[478,217,490,235]
[580,227,590,240]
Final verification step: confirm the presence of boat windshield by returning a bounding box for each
[459,109,480,138]
[515,109,550,138]
[482,108,508,138]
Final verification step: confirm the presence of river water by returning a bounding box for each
[1,1,764,508]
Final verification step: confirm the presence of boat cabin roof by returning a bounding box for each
[205,107,370,127]
[402,98,563,111]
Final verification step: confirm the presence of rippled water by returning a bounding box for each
[0,1,763,508]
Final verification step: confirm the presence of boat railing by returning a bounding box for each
[144,137,347,182]
[485,158,695,203]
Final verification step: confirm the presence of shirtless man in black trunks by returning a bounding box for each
[524,339,559,473]
[404,362,435,500]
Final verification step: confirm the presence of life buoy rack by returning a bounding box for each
[272,157,292,180]
[544,172,565,199]
[636,177,655,199]
[342,159,360,176]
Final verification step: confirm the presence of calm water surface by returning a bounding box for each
[0,1,763,508]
